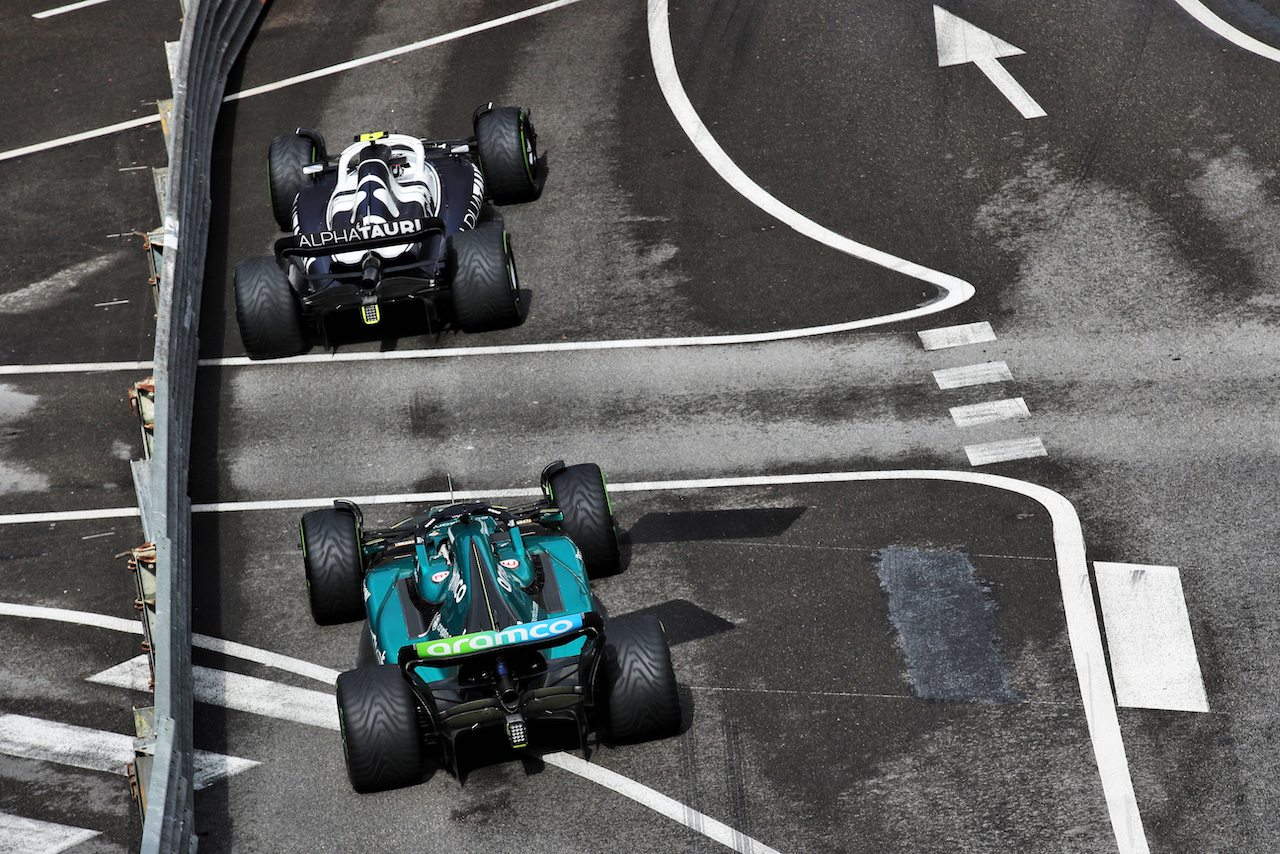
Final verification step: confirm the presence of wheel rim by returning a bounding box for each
[520,115,535,181]
[504,233,519,304]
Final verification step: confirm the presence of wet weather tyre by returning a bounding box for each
[602,615,682,743]
[475,106,539,205]
[449,223,523,333]
[548,463,620,578]
[268,133,315,231]
[336,665,423,793]
[301,508,364,625]
[233,256,306,359]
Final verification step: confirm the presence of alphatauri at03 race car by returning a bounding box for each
[299,462,683,792]
[233,104,543,359]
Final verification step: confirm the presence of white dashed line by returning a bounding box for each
[1094,562,1210,713]
[964,437,1047,465]
[949,397,1030,427]
[933,361,1013,389]
[918,321,997,350]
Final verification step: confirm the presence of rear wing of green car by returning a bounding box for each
[397,610,603,668]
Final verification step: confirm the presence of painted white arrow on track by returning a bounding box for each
[933,5,1046,119]
[0,714,257,789]
[89,656,339,730]
[0,812,98,854]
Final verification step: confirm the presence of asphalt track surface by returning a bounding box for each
[9,0,1280,852]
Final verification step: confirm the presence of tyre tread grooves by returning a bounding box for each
[604,615,682,743]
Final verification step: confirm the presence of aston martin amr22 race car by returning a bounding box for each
[299,462,683,792]
[233,104,543,359]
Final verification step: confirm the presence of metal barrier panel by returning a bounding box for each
[141,2,266,852]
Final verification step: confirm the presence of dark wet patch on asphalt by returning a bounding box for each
[874,547,1020,704]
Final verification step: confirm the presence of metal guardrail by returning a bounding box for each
[133,2,266,851]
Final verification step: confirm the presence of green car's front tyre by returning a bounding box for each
[336,665,423,793]
[301,507,364,625]
[548,462,621,578]
[602,615,682,744]
[233,256,307,360]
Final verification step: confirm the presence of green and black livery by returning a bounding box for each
[300,461,682,793]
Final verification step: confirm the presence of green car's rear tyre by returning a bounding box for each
[475,106,540,205]
[301,507,365,625]
[449,223,523,333]
[233,256,307,360]
[547,463,621,578]
[602,615,682,743]
[268,132,316,231]
[336,665,423,793]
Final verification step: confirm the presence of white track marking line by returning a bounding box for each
[3,307,972,372]
[2,0,969,378]
[0,603,340,683]
[193,634,340,684]
[0,360,154,376]
[0,603,141,634]
[32,0,111,18]
[89,656,339,729]
[1172,0,1280,62]
[648,0,972,312]
[918,321,997,350]
[1094,563,1210,713]
[544,752,783,854]
[0,468,1146,852]
[86,654,775,852]
[0,715,131,776]
[0,116,158,163]
[0,506,139,525]
[1,1,585,163]
[224,0,588,103]
[193,487,543,514]
[933,361,1013,389]
[198,306,952,367]
[608,470,1150,853]
[0,812,98,854]
[965,437,1047,465]
[192,666,337,727]
[0,713,257,789]
[950,397,1029,427]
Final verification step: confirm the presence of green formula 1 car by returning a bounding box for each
[299,461,683,792]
